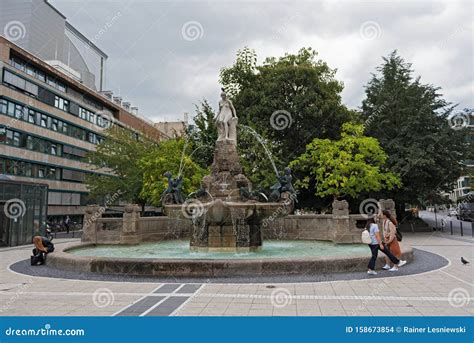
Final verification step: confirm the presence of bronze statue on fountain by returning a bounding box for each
[163,88,295,252]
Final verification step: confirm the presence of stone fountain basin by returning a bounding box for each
[47,241,414,277]
[164,199,293,222]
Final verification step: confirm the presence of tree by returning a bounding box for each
[220,47,357,165]
[187,100,218,168]
[290,123,400,200]
[361,51,470,214]
[140,138,207,206]
[85,126,158,209]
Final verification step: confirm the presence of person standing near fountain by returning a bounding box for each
[215,88,237,142]
[381,210,402,272]
[365,217,406,275]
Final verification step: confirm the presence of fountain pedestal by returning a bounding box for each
[164,127,293,252]
[202,139,251,200]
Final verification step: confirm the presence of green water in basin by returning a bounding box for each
[68,240,368,260]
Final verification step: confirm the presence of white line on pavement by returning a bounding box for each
[0,290,195,298]
[439,270,474,287]
[195,292,473,303]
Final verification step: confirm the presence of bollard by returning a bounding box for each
[460,221,463,236]
[450,221,453,235]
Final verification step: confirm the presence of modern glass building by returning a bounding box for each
[0,178,48,246]
[0,2,165,244]
[0,0,107,91]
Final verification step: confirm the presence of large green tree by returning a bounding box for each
[362,51,470,214]
[187,100,218,168]
[85,126,158,209]
[290,122,400,200]
[220,47,357,165]
[140,138,207,206]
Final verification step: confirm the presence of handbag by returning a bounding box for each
[361,229,372,244]
[30,254,44,266]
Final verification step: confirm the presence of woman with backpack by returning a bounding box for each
[363,217,407,275]
[381,210,402,272]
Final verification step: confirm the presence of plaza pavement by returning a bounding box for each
[0,233,472,316]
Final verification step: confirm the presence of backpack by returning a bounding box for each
[361,229,372,244]
[395,226,403,242]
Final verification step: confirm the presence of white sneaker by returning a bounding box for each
[367,270,378,275]
[398,260,407,267]
[388,266,399,272]
[382,264,391,270]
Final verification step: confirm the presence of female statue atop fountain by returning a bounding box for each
[216,88,237,143]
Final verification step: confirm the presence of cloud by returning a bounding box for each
[51,0,473,122]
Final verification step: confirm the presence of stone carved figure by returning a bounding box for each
[269,167,297,202]
[215,88,237,143]
[161,171,184,204]
[239,187,269,202]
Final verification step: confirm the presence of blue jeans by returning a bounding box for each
[368,244,400,270]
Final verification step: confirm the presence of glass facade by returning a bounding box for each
[0,126,87,161]
[0,97,104,145]
[3,67,112,130]
[0,156,88,183]
[0,180,48,247]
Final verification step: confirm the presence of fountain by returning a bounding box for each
[42,89,414,279]
[163,89,294,252]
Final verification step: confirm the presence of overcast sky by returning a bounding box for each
[51,0,473,123]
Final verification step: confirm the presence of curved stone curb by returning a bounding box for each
[47,242,414,278]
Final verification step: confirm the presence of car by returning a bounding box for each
[448,208,458,217]
[457,203,474,222]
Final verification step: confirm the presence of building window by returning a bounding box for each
[28,109,36,124]
[12,131,21,147]
[37,167,45,178]
[7,102,15,116]
[10,54,67,92]
[0,100,7,114]
[6,130,13,145]
[26,136,34,150]
[4,70,26,89]
[40,114,48,128]
[50,144,57,155]
[54,96,69,112]
[0,98,103,146]
[15,105,23,119]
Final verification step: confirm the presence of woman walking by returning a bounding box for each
[381,210,402,272]
[366,217,406,275]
